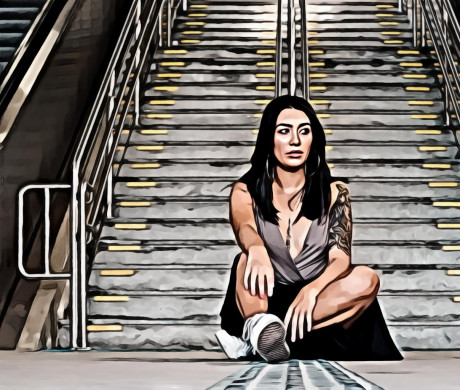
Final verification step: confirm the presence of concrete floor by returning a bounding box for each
[0,351,458,389]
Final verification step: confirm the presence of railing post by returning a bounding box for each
[182,0,187,12]
[159,2,164,47]
[275,0,283,97]
[78,181,89,350]
[412,0,418,47]
[106,71,116,220]
[134,0,141,126]
[299,0,309,100]
[167,0,172,47]
[288,0,296,95]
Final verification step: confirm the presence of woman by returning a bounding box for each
[215,95,403,362]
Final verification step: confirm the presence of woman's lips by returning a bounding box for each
[287,151,303,157]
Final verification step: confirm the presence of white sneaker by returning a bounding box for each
[215,329,255,359]
[242,313,290,362]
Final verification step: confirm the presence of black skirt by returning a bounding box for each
[219,252,404,361]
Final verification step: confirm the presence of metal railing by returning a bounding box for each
[403,0,460,156]
[17,0,187,350]
[275,0,310,99]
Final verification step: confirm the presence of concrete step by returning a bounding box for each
[154,47,276,60]
[147,72,437,85]
[84,321,460,350]
[94,243,460,268]
[135,113,443,127]
[89,268,460,295]
[116,161,460,180]
[100,220,460,244]
[111,200,460,221]
[120,128,456,144]
[139,99,444,113]
[86,294,460,324]
[113,178,460,199]
[121,144,458,162]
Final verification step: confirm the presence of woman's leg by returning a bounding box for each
[309,265,380,331]
[235,252,268,319]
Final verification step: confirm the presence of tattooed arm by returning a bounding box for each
[305,181,353,295]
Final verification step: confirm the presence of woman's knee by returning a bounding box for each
[348,265,380,298]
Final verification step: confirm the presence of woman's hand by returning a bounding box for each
[284,285,319,342]
[244,246,274,299]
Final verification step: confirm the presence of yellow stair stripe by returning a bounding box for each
[310,86,327,90]
[429,182,458,187]
[157,73,182,78]
[147,114,173,119]
[131,163,161,169]
[403,74,427,79]
[422,163,451,169]
[100,270,135,276]
[433,202,460,207]
[317,114,330,118]
[400,62,423,67]
[408,101,433,105]
[141,129,168,135]
[115,223,148,229]
[415,130,441,134]
[310,74,327,78]
[381,31,401,35]
[136,145,164,151]
[185,22,206,25]
[438,224,460,229]
[384,40,404,44]
[443,246,460,251]
[93,296,130,302]
[376,13,394,16]
[261,40,276,44]
[154,86,179,91]
[446,270,460,275]
[108,245,142,251]
[309,50,324,54]
[418,146,447,151]
[257,49,276,54]
[406,86,430,91]
[376,4,394,8]
[309,62,325,66]
[149,100,175,105]
[188,13,207,17]
[411,114,438,119]
[120,201,151,207]
[256,73,275,78]
[254,100,271,104]
[182,31,203,35]
[164,50,187,54]
[398,50,420,54]
[87,325,123,332]
[257,62,275,66]
[190,4,208,8]
[256,86,275,90]
[310,100,330,104]
[380,22,399,25]
[181,40,201,43]
[126,182,157,187]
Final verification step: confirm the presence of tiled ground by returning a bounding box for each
[0,351,458,389]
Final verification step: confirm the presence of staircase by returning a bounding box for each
[85,0,460,351]
[0,0,46,76]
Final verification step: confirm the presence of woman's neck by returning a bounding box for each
[273,164,305,195]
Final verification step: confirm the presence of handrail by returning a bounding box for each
[404,0,460,156]
[18,0,187,350]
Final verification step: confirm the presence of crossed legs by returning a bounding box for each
[235,252,380,332]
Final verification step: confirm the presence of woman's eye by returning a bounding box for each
[278,129,289,134]
[300,128,310,134]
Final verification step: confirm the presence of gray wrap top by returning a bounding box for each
[253,201,329,285]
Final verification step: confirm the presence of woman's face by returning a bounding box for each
[273,108,312,169]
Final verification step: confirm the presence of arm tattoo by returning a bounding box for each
[328,184,352,257]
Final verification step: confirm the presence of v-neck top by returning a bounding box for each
[253,201,329,285]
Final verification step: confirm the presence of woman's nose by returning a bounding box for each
[290,131,300,145]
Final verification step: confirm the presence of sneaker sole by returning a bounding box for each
[257,322,290,362]
[215,330,237,360]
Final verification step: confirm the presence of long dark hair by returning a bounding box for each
[238,95,334,225]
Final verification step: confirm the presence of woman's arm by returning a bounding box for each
[229,182,274,298]
[307,181,353,296]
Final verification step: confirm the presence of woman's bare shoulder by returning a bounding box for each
[230,181,253,205]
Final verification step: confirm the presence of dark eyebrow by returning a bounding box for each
[276,122,311,128]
